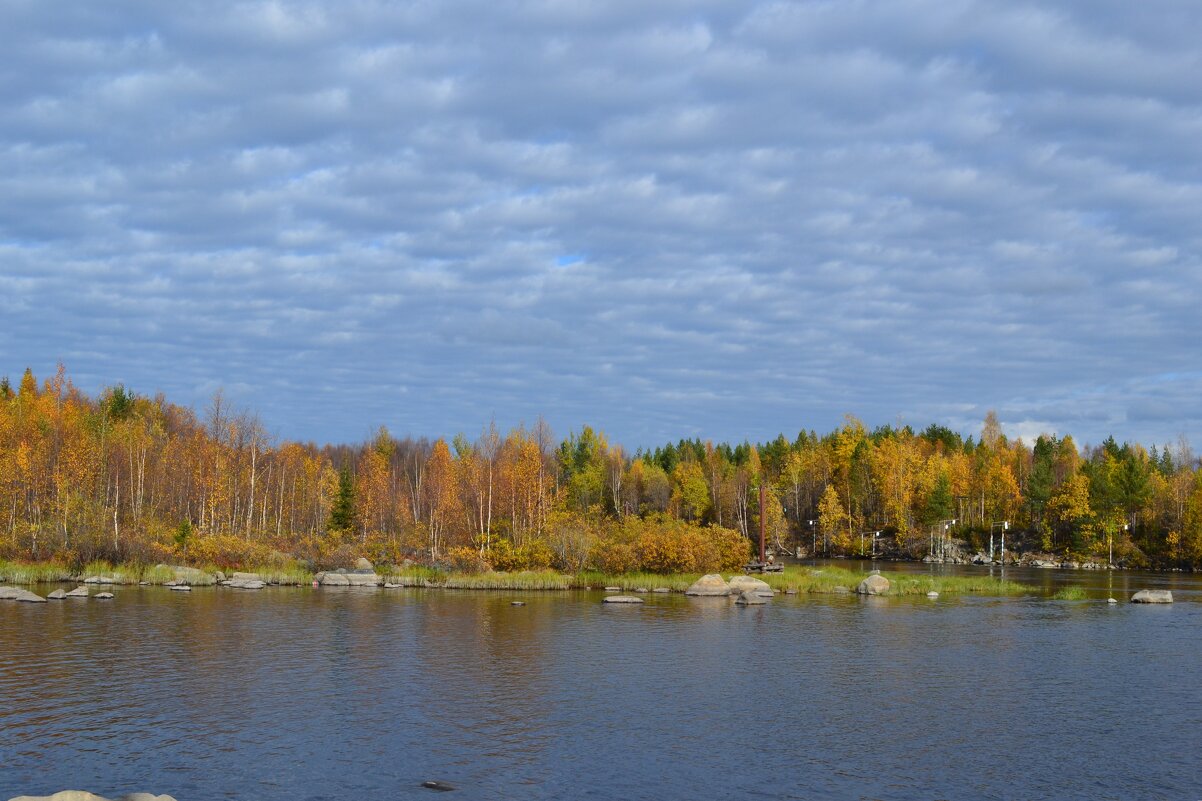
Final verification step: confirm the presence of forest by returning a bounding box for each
[2,366,1201,573]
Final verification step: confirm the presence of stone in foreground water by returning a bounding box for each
[1130,590,1173,604]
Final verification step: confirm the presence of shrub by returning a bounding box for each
[445,546,491,574]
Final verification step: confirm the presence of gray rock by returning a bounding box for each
[652,587,670,593]
[1107,597,1118,604]
[383,582,401,588]
[685,574,730,596]
[354,557,375,572]
[65,586,89,598]
[602,595,645,604]
[168,584,192,592]
[229,572,263,583]
[94,592,114,600]
[857,574,891,595]
[346,572,381,587]
[215,571,226,582]
[927,591,939,599]
[735,589,767,605]
[603,586,621,592]
[510,601,525,606]
[227,579,266,589]
[83,576,114,585]
[634,587,649,593]
[47,589,67,600]
[727,575,772,595]
[0,587,47,603]
[1131,589,1173,604]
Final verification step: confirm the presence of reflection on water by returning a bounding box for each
[2,579,1201,800]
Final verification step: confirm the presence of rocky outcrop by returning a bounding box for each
[8,788,176,793]
[1131,590,1173,604]
[727,575,772,595]
[354,557,375,572]
[685,574,730,596]
[0,587,47,603]
[602,595,644,604]
[857,574,891,595]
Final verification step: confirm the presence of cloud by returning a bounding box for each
[1,0,1200,447]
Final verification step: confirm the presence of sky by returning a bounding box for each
[2,0,1201,449]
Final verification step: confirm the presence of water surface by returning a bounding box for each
[2,573,1200,800]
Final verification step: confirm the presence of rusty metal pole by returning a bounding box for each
[759,483,766,565]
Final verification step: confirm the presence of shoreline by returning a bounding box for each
[0,559,1046,598]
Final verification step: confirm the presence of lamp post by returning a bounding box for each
[807,519,817,558]
[871,530,882,558]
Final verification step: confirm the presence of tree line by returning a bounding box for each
[2,367,1200,572]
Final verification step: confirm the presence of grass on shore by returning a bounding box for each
[380,565,1030,597]
[1052,586,1089,600]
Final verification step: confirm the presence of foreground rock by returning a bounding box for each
[48,589,67,600]
[8,788,175,793]
[354,557,374,571]
[94,592,114,600]
[0,587,47,603]
[857,574,891,595]
[226,578,266,589]
[727,575,772,595]
[65,586,89,598]
[1131,590,1173,604]
[602,595,644,604]
[735,589,767,605]
[167,585,192,592]
[685,574,730,596]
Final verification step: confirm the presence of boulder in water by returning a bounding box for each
[7,788,177,793]
[735,589,767,605]
[0,587,47,603]
[1131,590,1173,604]
[47,589,67,600]
[602,595,644,604]
[685,574,730,596]
[727,575,771,595]
[65,586,89,598]
[857,574,891,595]
[94,592,114,600]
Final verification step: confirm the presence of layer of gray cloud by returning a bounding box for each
[2,0,1200,448]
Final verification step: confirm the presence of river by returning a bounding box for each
[2,568,1200,800]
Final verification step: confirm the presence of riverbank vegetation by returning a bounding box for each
[1,367,1200,575]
